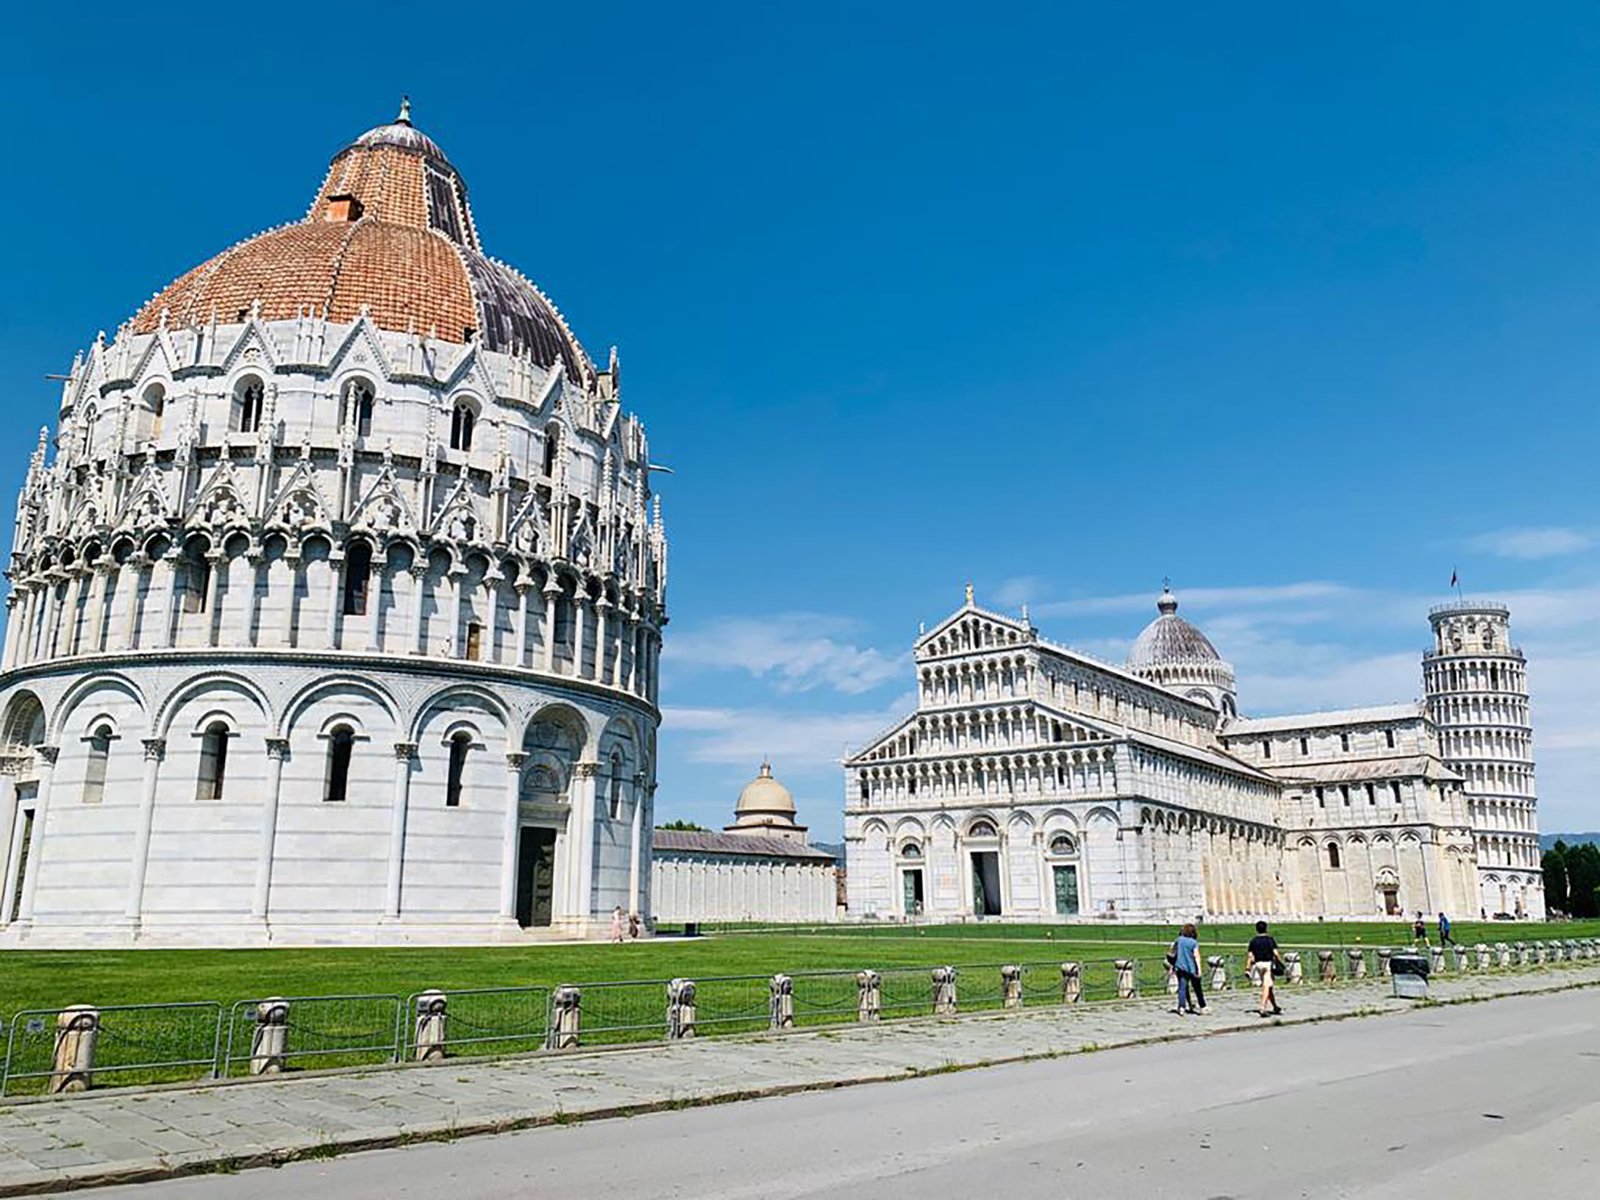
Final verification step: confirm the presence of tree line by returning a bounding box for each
[1543,840,1600,918]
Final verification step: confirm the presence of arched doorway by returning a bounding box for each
[1,691,47,924]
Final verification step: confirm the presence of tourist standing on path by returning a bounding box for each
[1246,920,1282,1017]
[628,911,642,939]
[1413,912,1428,947]
[1171,923,1206,1015]
[1438,912,1455,946]
[610,906,626,944]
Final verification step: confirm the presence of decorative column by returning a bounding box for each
[14,746,59,921]
[572,591,590,679]
[513,582,532,669]
[2,592,23,670]
[365,553,387,653]
[443,568,464,657]
[241,548,266,649]
[569,761,600,925]
[541,579,561,672]
[595,597,613,685]
[123,738,166,924]
[499,753,527,919]
[406,562,428,654]
[251,738,290,920]
[159,552,183,649]
[86,561,114,654]
[325,553,345,650]
[279,547,300,647]
[121,556,148,649]
[385,743,417,918]
[627,776,647,916]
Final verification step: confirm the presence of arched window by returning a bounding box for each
[83,723,113,804]
[542,424,561,477]
[325,725,355,803]
[968,819,998,839]
[143,383,166,440]
[197,722,230,800]
[1326,842,1341,870]
[342,380,375,438]
[609,752,625,819]
[342,541,373,616]
[445,731,471,807]
[450,402,475,452]
[180,541,211,614]
[1048,833,1078,857]
[236,378,264,435]
[900,841,923,859]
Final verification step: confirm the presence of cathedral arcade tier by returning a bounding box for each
[0,105,667,946]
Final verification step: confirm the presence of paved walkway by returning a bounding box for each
[1,963,1596,1197]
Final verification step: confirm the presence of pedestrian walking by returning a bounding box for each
[1245,920,1282,1017]
[628,911,641,939]
[1170,923,1206,1015]
[1412,911,1428,947]
[610,905,625,944]
[1438,912,1455,946]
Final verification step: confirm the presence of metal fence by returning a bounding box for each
[0,1002,223,1098]
[3,938,1595,1101]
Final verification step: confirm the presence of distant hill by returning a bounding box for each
[1541,833,1600,851]
[811,841,845,860]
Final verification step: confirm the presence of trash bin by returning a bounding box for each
[1390,952,1429,999]
[684,921,700,938]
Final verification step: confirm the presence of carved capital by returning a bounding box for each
[394,741,419,761]
[265,737,291,761]
[142,737,166,762]
[572,760,601,779]
[506,752,529,771]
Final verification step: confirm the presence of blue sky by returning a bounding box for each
[2,3,1598,835]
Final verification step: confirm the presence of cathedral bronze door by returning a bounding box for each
[516,827,557,928]
[1053,865,1079,916]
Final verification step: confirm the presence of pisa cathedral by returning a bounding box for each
[845,587,1542,923]
[0,106,666,946]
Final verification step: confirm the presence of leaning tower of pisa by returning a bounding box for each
[1422,602,1543,919]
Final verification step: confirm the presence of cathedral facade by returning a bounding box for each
[844,589,1542,924]
[0,107,666,946]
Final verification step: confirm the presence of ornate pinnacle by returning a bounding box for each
[397,95,412,125]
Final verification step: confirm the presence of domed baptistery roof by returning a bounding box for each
[1126,584,1237,716]
[726,762,808,842]
[0,104,667,948]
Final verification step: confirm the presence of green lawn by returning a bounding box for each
[5,917,1596,1017]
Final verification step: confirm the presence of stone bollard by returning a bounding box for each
[1377,948,1393,976]
[1208,955,1228,992]
[1496,941,1511,968]
[1430,946,1445,976]
[49,1006,99,1094]
[1318,950,1337,983]
[1348,948,1367,979]
[769,975,795,1030]
[667,978,697,1040]
[932,966,959,1016]
[1514,942,1528,967]
[1001,965,1023,1010]
[1475,943,1490,970]
[1453,943,1469,972]
[250,998,290,1076]
[1568,939,1582,960]
[1060,962,1082,1004]
[856,971,882,1022]
[1284,951,1303,984]
[550,985,582,1049]
[1114,960,1137,1000]
[1533,941,1546,965]
[413,990,448,1062]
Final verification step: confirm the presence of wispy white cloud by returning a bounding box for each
[1464,527,1593,561]
[664,614,906,695]
[1031,580,1359,619]
[992,575,1048,608]
[665,693,917,770]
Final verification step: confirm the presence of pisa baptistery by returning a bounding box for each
[1423,602,1542,919]
[0,104,667,945]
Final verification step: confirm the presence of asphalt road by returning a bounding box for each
[97,988,1600,1199]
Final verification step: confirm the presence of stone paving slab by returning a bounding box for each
[1,963,1597,1197]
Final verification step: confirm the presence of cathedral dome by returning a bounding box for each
[1127,585,1222,670]
[129,101,594,385]
[735,762,796,818]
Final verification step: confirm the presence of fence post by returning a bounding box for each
[250,998,290,1076]
[1429,946,1445,975]
[1000,965,1023,1009]
[1207,955,1228,992]
[1114,960,1137,1000]
[1514,941,1528,967]
[1494,941,1509,967]
[550,985,582,1049]
[856,970,882,1022]
[1318,950,1337,983]
[666,979,697,1040]
[1532,941,1546,965]
[414,991,448,1062]
[1060,962,1082,1004]
[932,966,958,1015]
[769,974,794,1030]
[49,1005,99,1095]
[1377,948,1393,976]
[1283,951,1303,984]
[1348,948,1367,979]
[1453,943,1468,972]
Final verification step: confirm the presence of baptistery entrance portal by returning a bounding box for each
[515,827,558,929]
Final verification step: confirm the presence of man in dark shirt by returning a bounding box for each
[1245,920,1282,1017]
